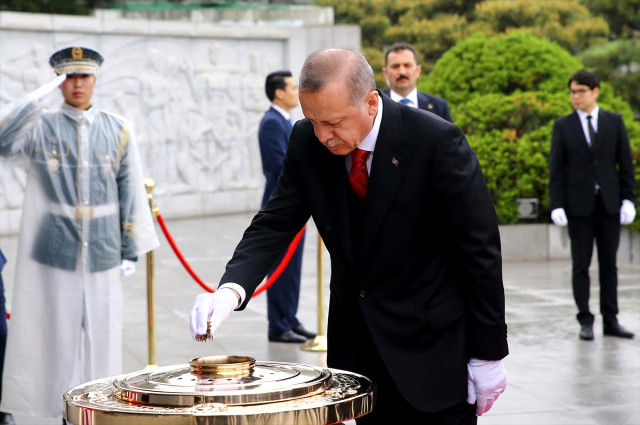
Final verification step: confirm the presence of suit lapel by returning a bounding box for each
[361,96,414,259]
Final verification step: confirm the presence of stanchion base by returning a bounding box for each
[300,335,327,352]
[145,364,159,370]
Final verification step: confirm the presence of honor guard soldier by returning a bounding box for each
[0,47,159,423]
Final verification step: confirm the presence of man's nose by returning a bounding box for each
[315,125,333,143]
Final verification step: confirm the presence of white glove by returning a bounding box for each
[466,358,507,416]
[190,288,239,340]
[550,208,568,227]
[27,74,67,102]
[120,259,136,277]
[620,199,636,225]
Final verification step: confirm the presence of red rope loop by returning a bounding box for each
[155,214,305,298]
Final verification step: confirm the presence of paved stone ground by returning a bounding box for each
[2,213,639,424]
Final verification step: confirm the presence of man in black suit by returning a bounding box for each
[191,48,508,424]
[382,42,452,122]
[258,70,315,343]
[549,69,637,341]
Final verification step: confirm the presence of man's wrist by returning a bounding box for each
[218,283,245,308]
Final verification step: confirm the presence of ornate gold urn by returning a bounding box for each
[64,355,374,424]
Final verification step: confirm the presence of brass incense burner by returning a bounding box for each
[64,355,374,424]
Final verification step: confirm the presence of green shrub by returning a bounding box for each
[422,31,640,228]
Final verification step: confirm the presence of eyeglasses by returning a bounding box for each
[569,88,591,96]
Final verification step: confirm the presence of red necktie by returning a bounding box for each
[349,148,370,202]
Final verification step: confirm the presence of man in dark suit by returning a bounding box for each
[549,69,636,341]
[382,42,452,122]
[258,70,315,343]
[191,49,508,424]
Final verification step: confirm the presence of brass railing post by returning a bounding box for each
[301,231,327,352]
[144,178,159,368]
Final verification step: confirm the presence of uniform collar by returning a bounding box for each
[61,102,98,124]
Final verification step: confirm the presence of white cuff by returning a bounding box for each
[218,282,246,307]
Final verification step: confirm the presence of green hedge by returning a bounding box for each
[421,31,640,229]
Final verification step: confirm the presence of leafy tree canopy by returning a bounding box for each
[471,0,609,54]
[579,0,640,37]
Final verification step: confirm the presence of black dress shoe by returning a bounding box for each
[268,330,308,343]
[292,325,317,339]
[579,324,594,340]
[0,411,16,425]
[604,323,635,339]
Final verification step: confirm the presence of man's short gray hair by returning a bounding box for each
[299,49,376,106]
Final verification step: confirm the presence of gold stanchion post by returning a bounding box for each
[301,231,328,352]
[144,178,159,368]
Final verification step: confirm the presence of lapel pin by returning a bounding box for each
[392,157,399,166]
[428,104,434,110]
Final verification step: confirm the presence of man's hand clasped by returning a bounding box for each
[190,288,238,341]
[466,358,507,416]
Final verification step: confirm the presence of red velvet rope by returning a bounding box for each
[3,215,305,320]
[155,213,305,298]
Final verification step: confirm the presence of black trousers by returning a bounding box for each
[567,194,620,326]
[353,325,476,425]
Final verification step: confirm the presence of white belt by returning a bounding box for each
[49,203,118,220]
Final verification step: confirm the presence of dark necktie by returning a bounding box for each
[349,148,370,202]
[586,115,596,146]
[400,98,410,105]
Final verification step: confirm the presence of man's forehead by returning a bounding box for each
[387,49,416,63]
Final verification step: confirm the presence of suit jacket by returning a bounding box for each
[221,93,508,411]
[258,106,292,207]
[382,88,452,122]
[549,109,636,217]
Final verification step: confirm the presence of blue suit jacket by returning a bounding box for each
[258,106,292,207]
[417,91,452,123]
[382,88,452,122]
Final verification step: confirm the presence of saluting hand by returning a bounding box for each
[27,74,67,103]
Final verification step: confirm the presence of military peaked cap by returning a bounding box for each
[49,47,104,75]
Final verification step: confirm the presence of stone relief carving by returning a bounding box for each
[1,32,279,223]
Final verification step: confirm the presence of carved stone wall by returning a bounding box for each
[0,10,360,235]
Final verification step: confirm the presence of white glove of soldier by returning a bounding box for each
[551,208,568,227]
[466,358,507,416]
[190,288,239,340]
[27,74,67,102]
[620,199,636,225]
[120,259,136,277]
